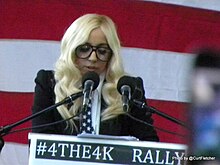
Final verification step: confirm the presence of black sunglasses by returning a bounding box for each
[75,43,112,62]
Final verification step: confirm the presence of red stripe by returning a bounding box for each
[1,0,220,52]
[0,92,188,144]
[0,92,32,144]
[148,99,189,144]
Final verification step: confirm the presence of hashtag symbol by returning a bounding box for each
[36,142,47,156]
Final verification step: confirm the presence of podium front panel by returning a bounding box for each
[29,133,187,165]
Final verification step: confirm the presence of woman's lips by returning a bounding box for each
[86,66,97,71]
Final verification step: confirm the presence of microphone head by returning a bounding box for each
[117,76,136,94]
[82,71,100,90]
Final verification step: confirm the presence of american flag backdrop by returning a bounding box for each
[1,0,220,164]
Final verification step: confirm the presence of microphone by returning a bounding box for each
[117,76,188,128]
[82,71,100,107]
[117,76,136,112]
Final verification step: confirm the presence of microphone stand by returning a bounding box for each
[0,91,83,152]
[132,99,188,128]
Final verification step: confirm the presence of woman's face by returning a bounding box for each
[75,28,110,75]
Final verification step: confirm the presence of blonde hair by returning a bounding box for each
[54,13,125,132]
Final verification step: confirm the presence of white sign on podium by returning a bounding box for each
[28,133,187,165]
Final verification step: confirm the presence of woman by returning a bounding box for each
[32,13,159,141]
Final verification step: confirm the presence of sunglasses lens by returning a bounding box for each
[97,47,112,61]
[76,44,92,58]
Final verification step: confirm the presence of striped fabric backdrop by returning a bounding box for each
[1,0,220,164]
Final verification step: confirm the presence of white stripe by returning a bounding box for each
[122,48,195,102]
[142,0,220,12]
[0,142,29,165]
[0,39,60,92]
[0,40,195,102]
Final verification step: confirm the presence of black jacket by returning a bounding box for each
[32,70,159,142]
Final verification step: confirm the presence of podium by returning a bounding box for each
[29,133,187,165]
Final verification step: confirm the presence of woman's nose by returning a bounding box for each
[88,51,98,62]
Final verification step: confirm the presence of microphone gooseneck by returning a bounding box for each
[81,71,100,107]
[82,71,100,91]
[117,76,136,112]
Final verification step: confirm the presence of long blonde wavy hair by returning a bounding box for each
[54,13,126,132]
